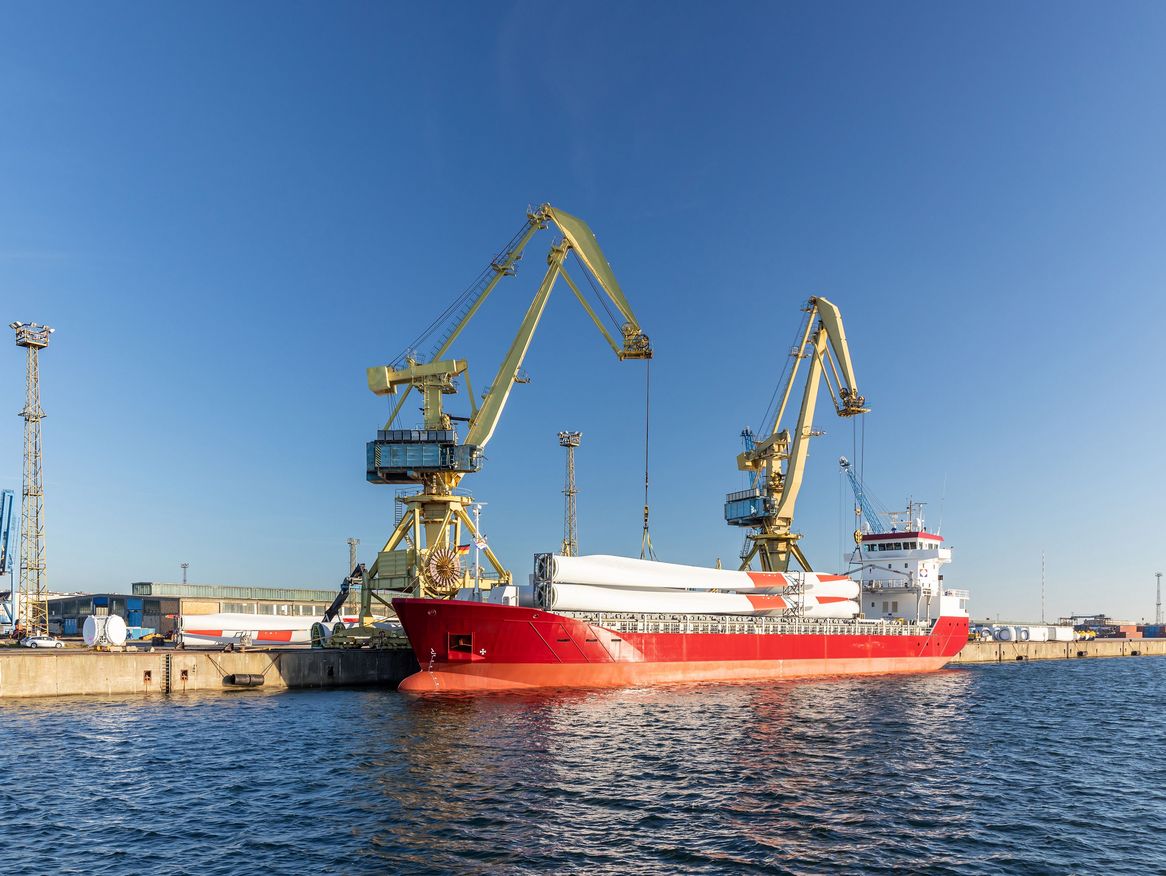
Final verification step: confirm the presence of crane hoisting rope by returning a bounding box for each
[640,358,657,560]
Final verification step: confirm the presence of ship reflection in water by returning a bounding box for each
[5,660,1164,874]
[365,671,978,872]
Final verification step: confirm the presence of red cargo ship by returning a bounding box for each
[394,592,969,693]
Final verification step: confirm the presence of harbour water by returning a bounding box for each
[4,657,1164,874]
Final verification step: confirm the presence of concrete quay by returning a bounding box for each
[0,647,419,699]
[951,637,1166,664]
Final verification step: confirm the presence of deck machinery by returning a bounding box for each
[355,204,650,625]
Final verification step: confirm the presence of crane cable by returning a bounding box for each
[640,358,657,561]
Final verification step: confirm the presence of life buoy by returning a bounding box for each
[920,568,929,577]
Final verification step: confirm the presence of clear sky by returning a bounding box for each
[2,2,1164,622]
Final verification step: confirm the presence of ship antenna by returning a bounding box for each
[936,472,947,536]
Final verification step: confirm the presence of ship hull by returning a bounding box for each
[393,598,969,693]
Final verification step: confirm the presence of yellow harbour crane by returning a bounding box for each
[358,204,650,622]
[724,297,867,572]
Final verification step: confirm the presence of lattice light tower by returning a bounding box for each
[11,322,53,635]
[1157,572,1162,626]
[558,431,581,557]
[347,537,359,576]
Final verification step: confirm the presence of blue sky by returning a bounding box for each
[2,2,1164,621]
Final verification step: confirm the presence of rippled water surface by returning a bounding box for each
[3,657,1165,874]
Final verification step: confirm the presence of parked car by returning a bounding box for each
[20,635,64,649]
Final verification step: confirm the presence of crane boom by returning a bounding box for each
[725,296,867,572]
[465,242,568,449]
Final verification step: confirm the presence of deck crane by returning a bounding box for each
[724,297,867,572]
[358,204,651,622]
[839,456,887,537]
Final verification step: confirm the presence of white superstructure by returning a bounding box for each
[846,528,968,623]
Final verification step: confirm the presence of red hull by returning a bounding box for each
[393,598,969,693]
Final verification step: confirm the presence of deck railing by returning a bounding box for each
[559,611,932,638]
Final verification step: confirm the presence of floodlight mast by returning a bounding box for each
[12,322,53,637]
[559,431,582,557]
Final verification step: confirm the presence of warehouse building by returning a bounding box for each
[48,581,360,637]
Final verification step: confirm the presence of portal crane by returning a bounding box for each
[725,297,867,572]
[359,204,650,621]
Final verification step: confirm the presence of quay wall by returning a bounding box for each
[951,638,1166,664]
[5,638,1159,698]
[0,648,419,699]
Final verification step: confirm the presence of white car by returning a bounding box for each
[20,635,64,649]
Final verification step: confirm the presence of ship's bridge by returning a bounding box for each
[845,530,965,622]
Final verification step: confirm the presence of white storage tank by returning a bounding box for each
[83,614,128,647]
